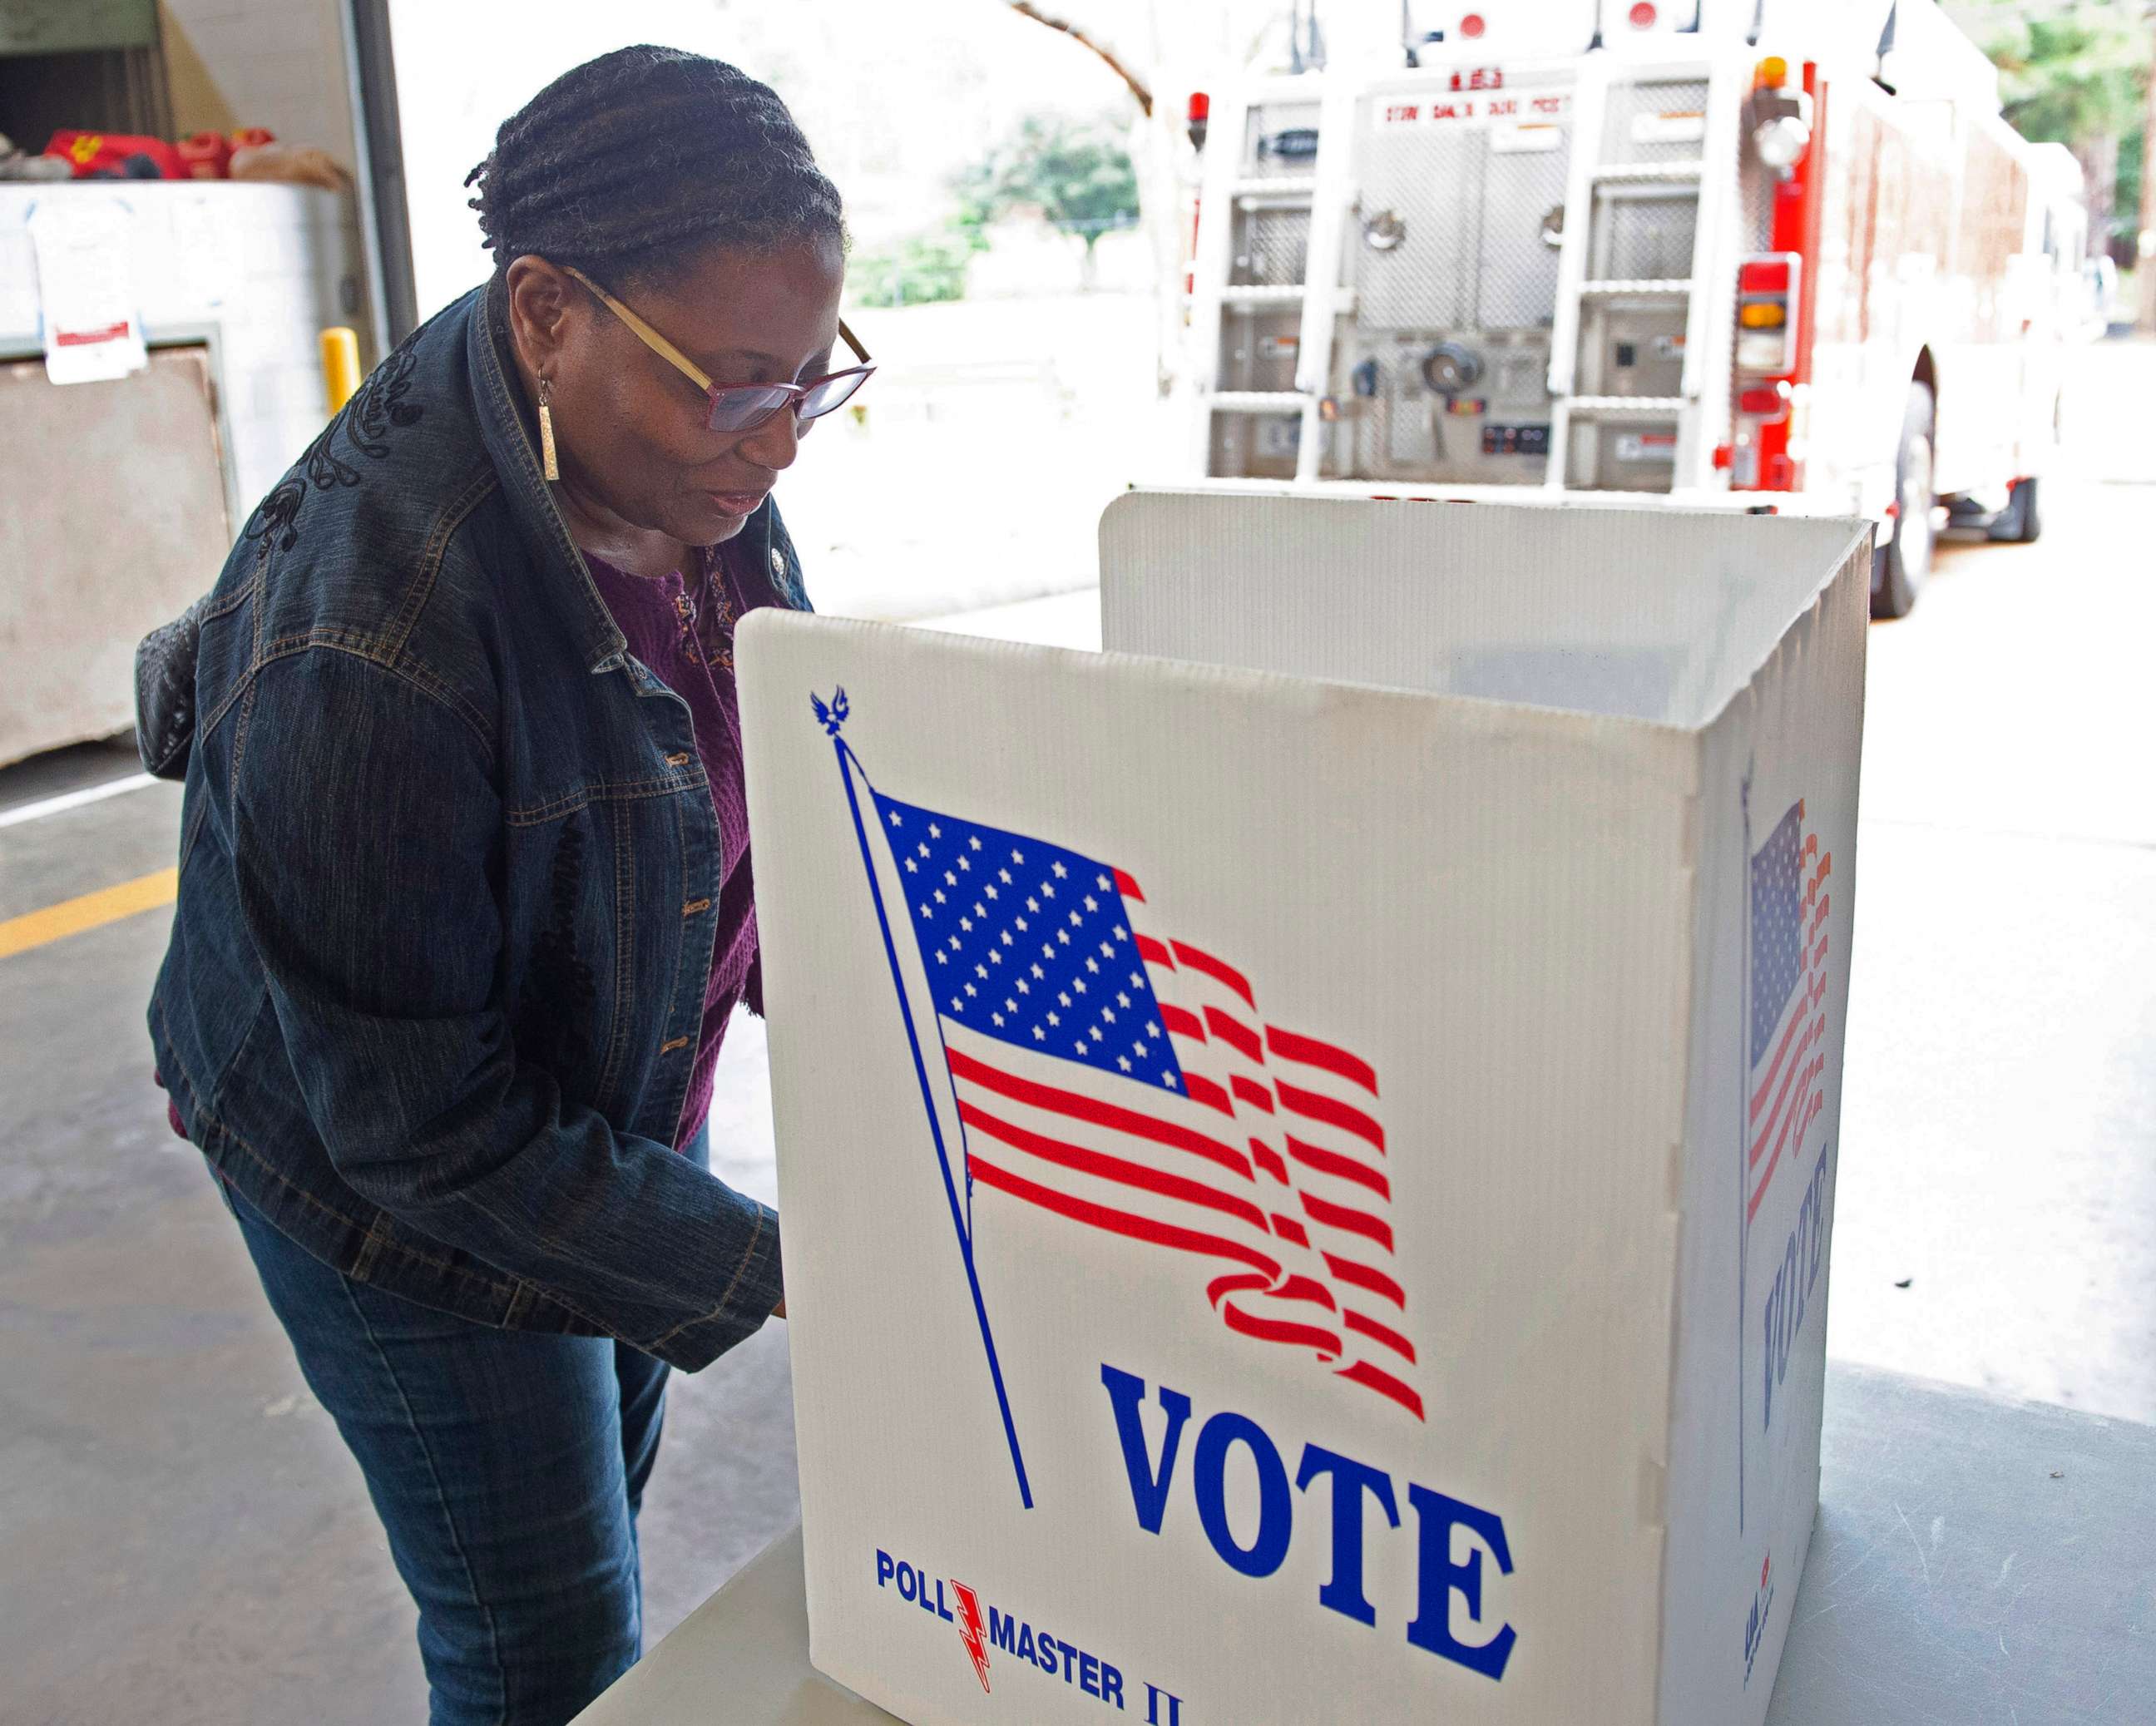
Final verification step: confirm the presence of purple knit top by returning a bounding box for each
[582,543,763,1150]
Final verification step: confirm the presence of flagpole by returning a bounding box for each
[1738,769,1751,1536]
[827,718,1035,1510]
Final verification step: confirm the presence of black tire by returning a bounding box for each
[1872,381,1936,620]
[1986,475,2042,544]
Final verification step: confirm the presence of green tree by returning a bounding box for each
[849,230,976,309]
[955,113,1141,285]
[1955,0,2152,251]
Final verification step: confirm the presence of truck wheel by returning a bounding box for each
[1872,382,1936,620]
[1987,476,2042,544]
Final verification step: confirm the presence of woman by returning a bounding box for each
[144,47,865,1724]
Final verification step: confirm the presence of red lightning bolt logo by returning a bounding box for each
[951,1579,991,1694]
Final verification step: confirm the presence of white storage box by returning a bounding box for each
[737,492,1871,1724]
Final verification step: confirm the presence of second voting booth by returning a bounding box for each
[737,492,1871,1724]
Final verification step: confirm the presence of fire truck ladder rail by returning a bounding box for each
[1579,279,1697,297]
[1592,162,1706,184]
[1562,396,1691,415]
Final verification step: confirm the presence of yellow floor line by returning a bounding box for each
[0,868,178,960]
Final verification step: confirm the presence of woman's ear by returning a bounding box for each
[504,255,579,375]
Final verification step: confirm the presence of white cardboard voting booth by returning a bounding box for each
[737,492,1871,1726]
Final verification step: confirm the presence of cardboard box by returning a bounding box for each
[737,492,1870,1724]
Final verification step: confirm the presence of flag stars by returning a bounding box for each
[904,859,917,874]
[964,982,977,997]
[1005,997,1017,1012]
[999,868,1013,885]
[1011,848,1025,864]
[957,856,971,872]
[1097,873,1111,893]
[1100,942,1115,959]
[1026,897,1041,913]
[1117,992,1132,1008]
[1032,1026,1046,1041]
[969,836,982,851]
[1115,926,1130,942]
[1015,917,1029,932]
[917,903,933,920]
[1133,1039,1149,1058]
[975,963,988,980]
[975,903,987,919]
[986,885,999,900]
[1000,932,1015,947]
[1041,883,1056,900]
[1162,1072,1179,1090]
[1057,931,1072,947]
[929,823,942,838]
[949,937,962,952]
[1052,862,1068,878]
[1041,942,1056,959]
[944,870,957,886]
[1069,911,1084,927]
[918,843,930,858]
[888,811,902,828]
[933,889,947,904]
[951,997,965,1012]
[1031,963,1045,979]
[935,952,947,966]
[1129,972,1144,989]
[1085,958,1100,974]
[1084,895,1099,912]
[989,951,1004,966]
[1075,1041,1089,1056]
[1047,1011,1061,1026]
[992,1012,1005,1027]
[1016,979,1031,994]
[960,917,973,932]
[1089,1026,1104,1042]
[1059,992,1072,1007]
[1148,1021,1161,1038]
[1101,1006,1116,1024]
[1073,977,1087,994]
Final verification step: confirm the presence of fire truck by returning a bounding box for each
[1178,0,2088,616]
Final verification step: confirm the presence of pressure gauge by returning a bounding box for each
[1421,342,1483,395]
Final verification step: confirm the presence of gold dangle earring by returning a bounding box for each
[537,376,559,482]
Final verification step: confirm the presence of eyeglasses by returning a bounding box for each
[562,264,876,434]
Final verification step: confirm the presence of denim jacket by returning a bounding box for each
[147,284,799,1371]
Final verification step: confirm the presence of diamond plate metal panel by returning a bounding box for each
[1218,310,1303,393]
[1354,124,1481,330]
[1601,78,1710,165]
[1231,207,1311,287]
[1242,102,1321,178]
[1599,189,1699,282]
[1477,140,1570,329]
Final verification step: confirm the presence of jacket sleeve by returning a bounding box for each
[226,647,782,1370]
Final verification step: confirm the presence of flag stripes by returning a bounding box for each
[857,753,1424,1422]
[1747,800,1833,1226]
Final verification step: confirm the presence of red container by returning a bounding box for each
[176,131,233,179]
[45,131,186,179]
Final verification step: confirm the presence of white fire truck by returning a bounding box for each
[1178,0,2088,616]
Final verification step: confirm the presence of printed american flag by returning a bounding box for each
[1747,799,1832,1227]
[863,773,1423,1422]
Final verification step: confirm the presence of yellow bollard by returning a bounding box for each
[320,326,362,415]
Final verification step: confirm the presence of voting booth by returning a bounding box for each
[737,492,1871,1725]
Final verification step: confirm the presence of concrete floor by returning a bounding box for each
[3,348,2152,1722]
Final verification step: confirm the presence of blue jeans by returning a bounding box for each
[220,1125,710,1725]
